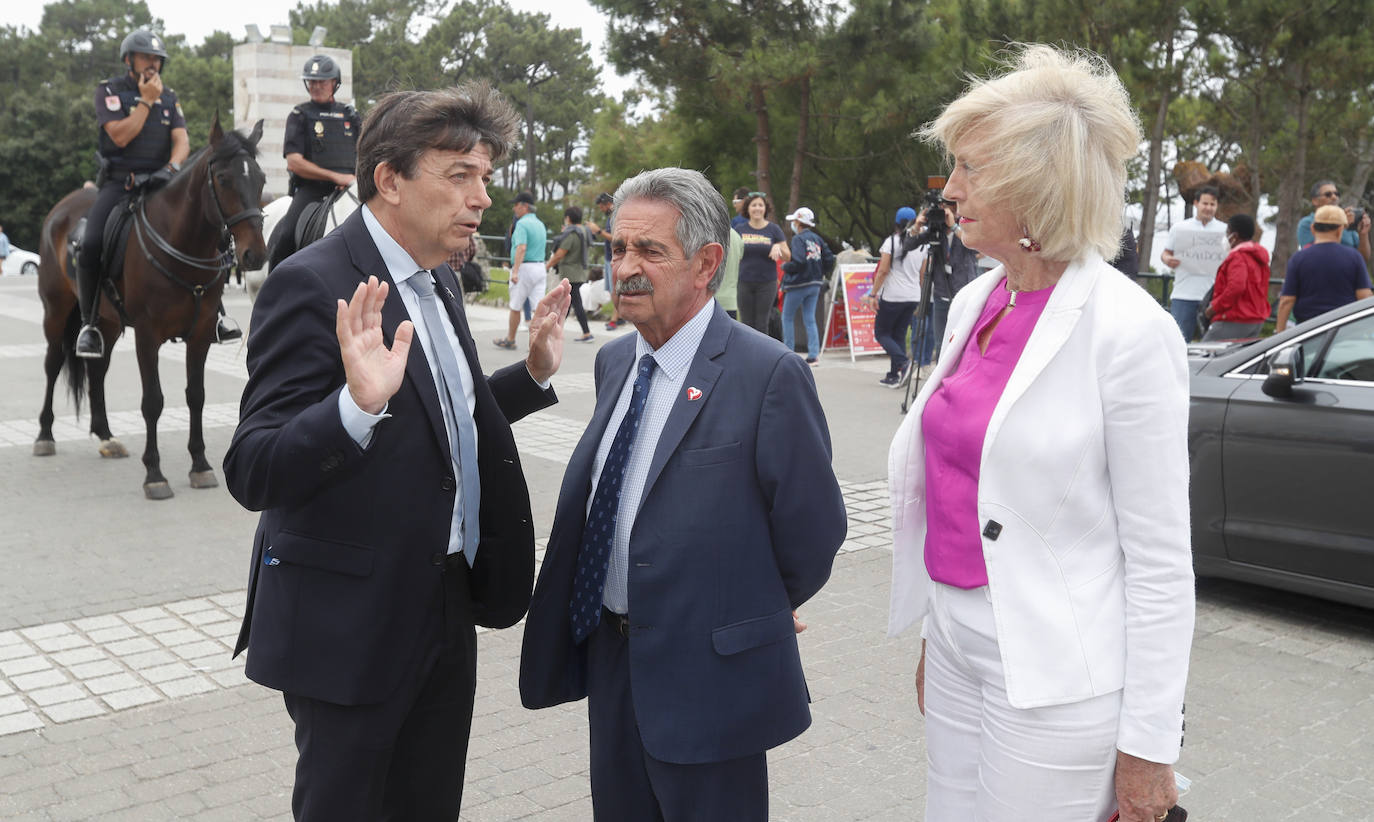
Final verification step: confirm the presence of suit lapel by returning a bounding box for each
[983,255,1098,456]
[340,212,449,454]
[433,265,478,373]
[637,304,730,507]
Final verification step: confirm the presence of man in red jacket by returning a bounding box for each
[1202,213,1271,340]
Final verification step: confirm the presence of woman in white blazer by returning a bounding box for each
[888,46,1193,822]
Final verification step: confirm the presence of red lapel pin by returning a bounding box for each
[686,387,702,401]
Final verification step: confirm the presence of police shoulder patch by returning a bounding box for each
[105,95,121,111]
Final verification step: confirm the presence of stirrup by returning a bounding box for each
[216,315,243,343]
[76,324,105,359]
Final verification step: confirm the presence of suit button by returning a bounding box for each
[440,476,456,491]
[430,553,444,566]
[982,520,1003,540]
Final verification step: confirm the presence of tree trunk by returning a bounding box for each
[1271,62,1313,278]
[525,97,537,194]
[750,81,773,205]
[1346,128,1373,207]
[1138,35,1175,272]
[562,141,573,203]
[787,73,811,224]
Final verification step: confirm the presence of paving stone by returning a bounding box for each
[28,683,87,707]
[0,655,50,676]
[102,687,162,711]
[41,699,106,722]
[0,711,43,736]
[11,668,66,690]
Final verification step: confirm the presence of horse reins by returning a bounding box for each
[132,154,263,340]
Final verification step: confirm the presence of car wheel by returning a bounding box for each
[22,261,38,276]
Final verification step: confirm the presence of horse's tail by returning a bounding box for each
[61,305,86,416]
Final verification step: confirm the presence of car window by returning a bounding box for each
[1244,331,1331,377]
[1312,314,1374,382]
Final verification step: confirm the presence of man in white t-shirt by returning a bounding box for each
[1160,185,1226,341]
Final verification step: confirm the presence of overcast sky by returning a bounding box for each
[4,0,631,96]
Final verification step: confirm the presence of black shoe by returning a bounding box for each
[216,316,243,343]
[76,324,105,359]
[878,373,900,387]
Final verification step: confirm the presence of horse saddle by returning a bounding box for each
[295,188,349,249]
[69,197,137,284]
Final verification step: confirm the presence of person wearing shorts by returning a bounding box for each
[495,191,549,350]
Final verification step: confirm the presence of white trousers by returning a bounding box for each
[923,582,1121,822]
[508,262,548,311]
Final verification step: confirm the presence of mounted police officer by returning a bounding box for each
[75,30,242,359]
[267,54,361,269]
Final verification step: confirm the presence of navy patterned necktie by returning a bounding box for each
[570,353,657,643]
[404,271,482,566]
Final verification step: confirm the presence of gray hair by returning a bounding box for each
[612,168,730,291]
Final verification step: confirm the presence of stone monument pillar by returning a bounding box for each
[232,42,354,201]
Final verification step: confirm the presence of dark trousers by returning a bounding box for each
[909,303,937,366]
[269,186,332,270]
[586,612,768,822]
[930,297,952,358]
[737,280,777,336]
[283,565,477,821]
[76,181,129,322]
[874,298,918,377]
[568,279,590,333]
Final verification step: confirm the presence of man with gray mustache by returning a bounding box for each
[519,167,847,820]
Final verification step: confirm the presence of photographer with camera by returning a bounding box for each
[923,199,980,359]
[866,206,930,387]
[1297,179,1371,265]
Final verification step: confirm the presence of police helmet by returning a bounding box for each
[302,55,342,90]
[120,30,168,66]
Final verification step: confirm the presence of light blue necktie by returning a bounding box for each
[405,271,481,566]
[569,353,656,643]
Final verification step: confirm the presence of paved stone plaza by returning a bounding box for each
[1,275,1372,820]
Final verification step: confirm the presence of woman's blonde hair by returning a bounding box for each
[921,45,1141,262]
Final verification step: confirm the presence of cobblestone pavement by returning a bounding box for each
[2,276,1373,820]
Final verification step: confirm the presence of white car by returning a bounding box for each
[2,245,40,276]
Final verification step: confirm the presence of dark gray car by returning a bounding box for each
[1189,296,1374,609]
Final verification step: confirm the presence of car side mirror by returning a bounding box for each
[1262,346,1304,398]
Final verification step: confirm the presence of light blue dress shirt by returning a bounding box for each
[594,300,715,614]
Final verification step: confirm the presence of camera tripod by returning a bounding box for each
[900,231,945,414]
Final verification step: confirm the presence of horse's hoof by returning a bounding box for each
[144,481,174,501]
[189,470,219,489]
[99,438,129,459]
[33,440,56,457]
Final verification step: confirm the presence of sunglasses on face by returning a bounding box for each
[1321,190,1340,198]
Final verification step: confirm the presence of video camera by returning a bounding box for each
[904,175,950,252]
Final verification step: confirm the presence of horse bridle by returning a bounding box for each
[132,150,263,338]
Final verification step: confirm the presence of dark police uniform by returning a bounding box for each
[80,74,185,275]
[268,100,361,268]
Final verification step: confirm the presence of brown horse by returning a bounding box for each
[34,117,267,499]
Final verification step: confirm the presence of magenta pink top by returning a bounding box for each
[921,278,1055,588]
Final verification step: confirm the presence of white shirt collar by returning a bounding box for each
[361,204,425,284]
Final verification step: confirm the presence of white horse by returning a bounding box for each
[247,184,360,302]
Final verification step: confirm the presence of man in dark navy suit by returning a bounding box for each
[224,83,571,821]
[519,167,846,821]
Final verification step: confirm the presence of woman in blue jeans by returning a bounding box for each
[781,207,835,363]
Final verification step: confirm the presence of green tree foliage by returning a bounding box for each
[291,0,602,203]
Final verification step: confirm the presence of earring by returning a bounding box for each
[1018,227,1041,253]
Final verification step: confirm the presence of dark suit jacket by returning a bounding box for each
[224,209,554,706]
[519,304,846,764]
